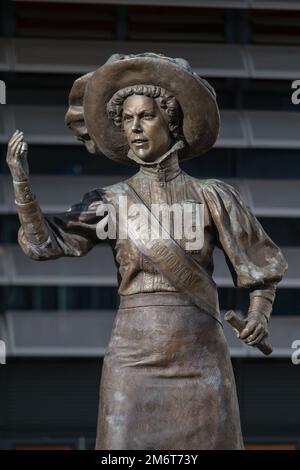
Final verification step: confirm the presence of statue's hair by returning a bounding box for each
[106,84,183,140]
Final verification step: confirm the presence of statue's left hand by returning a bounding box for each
[239,312,269,346]
[6,130,29,182]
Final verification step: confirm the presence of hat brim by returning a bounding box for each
[83,56,220,165]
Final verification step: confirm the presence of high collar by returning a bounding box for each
[128,140,184,183]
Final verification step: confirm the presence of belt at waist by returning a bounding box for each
[119,292,198,309]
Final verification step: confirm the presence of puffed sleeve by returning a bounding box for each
[202,179,288,288]
[18,189,108,260]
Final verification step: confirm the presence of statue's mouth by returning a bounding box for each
[132,138,148,144]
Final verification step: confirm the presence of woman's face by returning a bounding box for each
[122,94,171,162]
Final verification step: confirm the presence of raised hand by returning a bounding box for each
[6,130,29,182]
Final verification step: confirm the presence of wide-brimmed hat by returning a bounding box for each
[65,72,91,130]
[83,53,220,165]
[65,71,100,155]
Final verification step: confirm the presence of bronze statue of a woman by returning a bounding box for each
[6,53,287,450]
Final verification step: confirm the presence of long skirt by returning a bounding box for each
[95,292,244,450]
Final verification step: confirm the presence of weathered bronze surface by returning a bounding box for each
[6,53,287,450]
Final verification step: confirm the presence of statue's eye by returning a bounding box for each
[123,115,132,122]
[143,114,154,120]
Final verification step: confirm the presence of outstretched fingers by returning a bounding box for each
[10,133,24,156]
[15,141,24,157]
[9,130,23,147]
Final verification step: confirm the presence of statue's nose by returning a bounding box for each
[132,117,142,133]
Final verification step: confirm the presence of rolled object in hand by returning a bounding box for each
[224,310,273,356]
